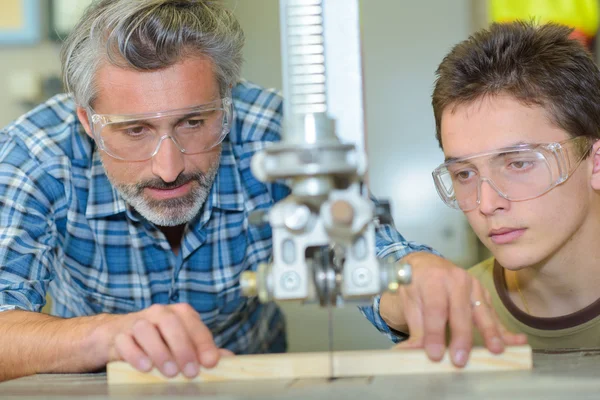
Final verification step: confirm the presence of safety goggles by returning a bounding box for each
[88,97,233,161]
[432,136,594,211]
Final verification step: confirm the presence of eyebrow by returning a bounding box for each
[444,141,532,162]
[104,110,217,130]
[108,119,153,130]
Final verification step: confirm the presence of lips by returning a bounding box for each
[488,227,526,245]
[146,181,192,200]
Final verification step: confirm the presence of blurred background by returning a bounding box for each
[1,0,598,352]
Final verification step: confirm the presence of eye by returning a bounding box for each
[122,126,150,137]
[508,160,534,170]
[180,118,206,129]
[453,169,476,182]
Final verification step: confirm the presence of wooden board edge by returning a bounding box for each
[107,345,532,384]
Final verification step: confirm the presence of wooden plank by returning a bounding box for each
[107,345,532,384]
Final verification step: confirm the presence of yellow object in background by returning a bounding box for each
[490,0,599,49]
[0,0,24,30]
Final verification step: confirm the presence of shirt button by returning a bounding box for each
[170,292,179,302]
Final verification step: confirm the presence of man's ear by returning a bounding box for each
[590,139,600,190]
[76,106,94,139]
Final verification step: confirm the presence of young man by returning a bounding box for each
[431,21,600,349]
[0,0,521,381]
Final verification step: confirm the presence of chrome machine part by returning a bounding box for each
[242,0,412,308]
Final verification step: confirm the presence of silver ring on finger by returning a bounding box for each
[471,300,483,308]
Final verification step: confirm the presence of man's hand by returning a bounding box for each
[379,252,527,368]
[97,303,232,378]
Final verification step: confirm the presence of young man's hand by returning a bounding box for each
[379,252,527,367]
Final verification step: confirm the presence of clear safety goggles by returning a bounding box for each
[88,97,233,161]
[432,136,594,212]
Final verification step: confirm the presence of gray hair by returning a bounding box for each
[61,0,245,108]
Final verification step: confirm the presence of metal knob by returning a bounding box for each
[240,271,258,297]
[382,261,412,292]
[240,263,272,303]
[330,199,354,226]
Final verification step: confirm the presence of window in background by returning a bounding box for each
[0,0,41,45]
[49,0,94,41]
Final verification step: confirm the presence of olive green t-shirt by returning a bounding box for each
[468,258,600,349]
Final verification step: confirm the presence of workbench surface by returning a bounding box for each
[2,349,599,399]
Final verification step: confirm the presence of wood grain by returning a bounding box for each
[107,345,532,384]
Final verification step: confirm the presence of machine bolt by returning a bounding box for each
[284,204,311,231]
[385,262,412,292]
[281,271,301,291]
[240,263,273,303]
[330,199,354,226]
[240,271,258,296]
[352,267,372,287]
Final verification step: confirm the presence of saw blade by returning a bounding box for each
[328,301,334,379]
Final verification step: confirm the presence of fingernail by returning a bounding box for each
[201,349,219,367]
[453,349,468,367]
[519,334,528,343]
[163,361,179,377]
[491,336,503,350]
[425,344,444,360]
[183,362,198,378]
[138,357,152,372]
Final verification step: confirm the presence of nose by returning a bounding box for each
[150,136,185,183]
[477,178,510,215]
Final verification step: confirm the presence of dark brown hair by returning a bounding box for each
[432,21,600,148]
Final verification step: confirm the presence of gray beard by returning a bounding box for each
[106,159,220,227]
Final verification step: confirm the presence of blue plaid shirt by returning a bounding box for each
[0,81,433,353]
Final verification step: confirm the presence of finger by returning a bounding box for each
[194,348,234,375]
[219,348,235,357]
[501,330,528,346]
[131,319,178,378]
[393,338,423,350]
[396,286,425,348]
[114,332,153,372]
[446,274,473,368]
[483,290,527,346]
[389,286,425,351]
[471,283,504,354]
[154,309,201,378]
[171,303,220,368]
[493,306,528,346]
[419,279,449,362]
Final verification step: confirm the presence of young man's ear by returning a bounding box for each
[590,139,600,190]
[76,107,94,139]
